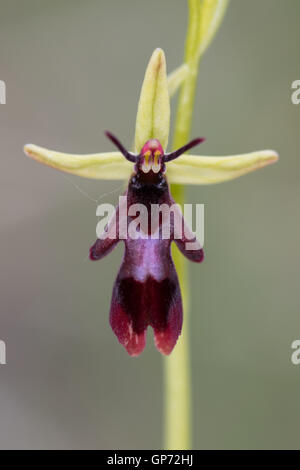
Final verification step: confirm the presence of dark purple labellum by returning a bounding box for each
[89,133,204,356]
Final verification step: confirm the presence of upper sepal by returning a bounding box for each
[134,48,170,153]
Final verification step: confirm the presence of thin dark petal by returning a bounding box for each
[110,274,182,356]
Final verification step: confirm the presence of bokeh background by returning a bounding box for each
[0,0,299,449]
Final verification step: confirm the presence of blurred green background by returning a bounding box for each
[0,0,299,449]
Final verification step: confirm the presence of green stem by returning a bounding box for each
[164,0,202,450]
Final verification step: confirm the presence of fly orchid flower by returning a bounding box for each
[24,48,278,357]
